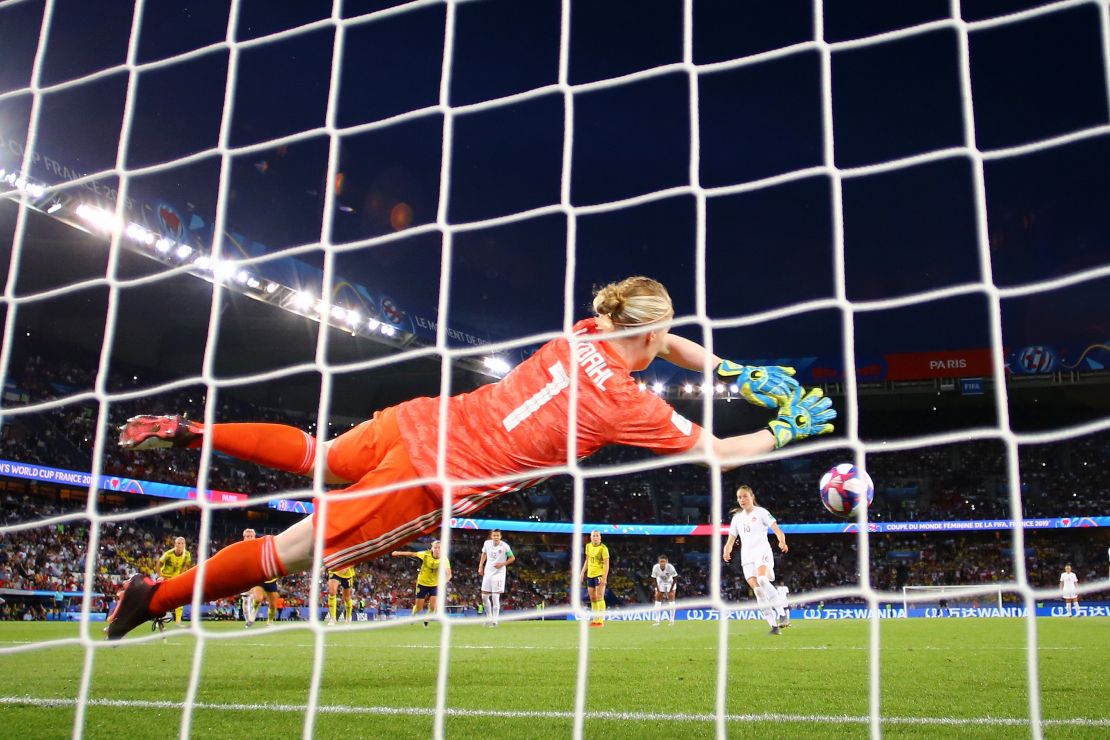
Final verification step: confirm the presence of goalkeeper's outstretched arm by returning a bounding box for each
[659,334,800,408]
[706,430,776,471]
[705,386,837,470]
[658,333,722,371]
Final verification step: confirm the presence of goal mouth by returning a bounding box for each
[1,1,1108,738]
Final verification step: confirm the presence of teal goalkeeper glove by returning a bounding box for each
[766,387,836,448]
[716,360,800,408]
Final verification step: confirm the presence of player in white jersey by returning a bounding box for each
[1059,564,1080,617]
[651,555,679,626]
[723,485,788,634]
[775,583,791,628]
[478,529,515,627]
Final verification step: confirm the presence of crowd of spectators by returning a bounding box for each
[3,349,1108,527]
[3,483,1107,621]
[0,349,1108,619]
[5,351,318,497]
[496,433,1110,527]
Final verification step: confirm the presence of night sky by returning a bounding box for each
[1,0,1108,370]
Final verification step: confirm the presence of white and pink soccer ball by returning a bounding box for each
[819,464,874,518]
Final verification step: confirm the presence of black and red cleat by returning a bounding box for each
[104,574,158,640]
[118,415,200,450]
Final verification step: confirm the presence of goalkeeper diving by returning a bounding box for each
[106,276,835,639]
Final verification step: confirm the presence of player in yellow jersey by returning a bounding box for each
[391,540,451,627]
[326,565,356,626]
[158,537,192,626]
[259,577,280,624]
[580,530,609,627]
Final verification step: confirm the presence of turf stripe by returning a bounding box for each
[1,696,1107,727]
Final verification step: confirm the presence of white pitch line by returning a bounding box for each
[373,644,1096,653]
[0,696,1107,727]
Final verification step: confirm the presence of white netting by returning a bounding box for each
[902,585,1005,611]
[1,0,1109,738]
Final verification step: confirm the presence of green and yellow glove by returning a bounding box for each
[716,360,799,408]
[767,387,837,448]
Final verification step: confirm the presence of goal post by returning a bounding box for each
[902,584,1004,614]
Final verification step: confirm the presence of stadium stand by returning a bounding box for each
[1,349,1107,619]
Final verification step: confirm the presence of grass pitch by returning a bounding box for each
[0,617,1107,738]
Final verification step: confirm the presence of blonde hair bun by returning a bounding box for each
[591,276,672,327]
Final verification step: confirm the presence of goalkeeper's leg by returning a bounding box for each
[119,416,332,477]
[145,533,293,621]
[112,422,439,638]
[197,423,331,478]
[119,409,407,484]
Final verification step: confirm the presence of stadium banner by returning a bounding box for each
[270,498,314,514]
[566,603,1110,621]
[3,459,1105,535]
[261,505,1110,534]
[882,349,996,380]
[55,612,107,622]
[51,603,1110,624]
[166,605,472,621]
[0,588,103,598]
[438,516,1110,536]
[0,458,246,503]
[726,341,1110,383]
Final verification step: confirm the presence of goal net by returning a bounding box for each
[902,585,1004,614]
[1,0,1109,738]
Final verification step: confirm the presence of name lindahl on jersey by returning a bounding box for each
[572,336,615,389]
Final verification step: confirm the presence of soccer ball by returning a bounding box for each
[819,463,874,518]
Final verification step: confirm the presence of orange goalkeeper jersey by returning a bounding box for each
[394,318,702,505]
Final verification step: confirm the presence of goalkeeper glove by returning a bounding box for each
[767,387,836,448]
[716,360,800,408]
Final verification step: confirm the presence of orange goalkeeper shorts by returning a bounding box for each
[317,407,442,570]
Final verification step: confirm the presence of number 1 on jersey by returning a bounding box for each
[501,362,570,432]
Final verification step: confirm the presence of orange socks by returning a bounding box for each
[188,423,317,475]
[149,536,286,615]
